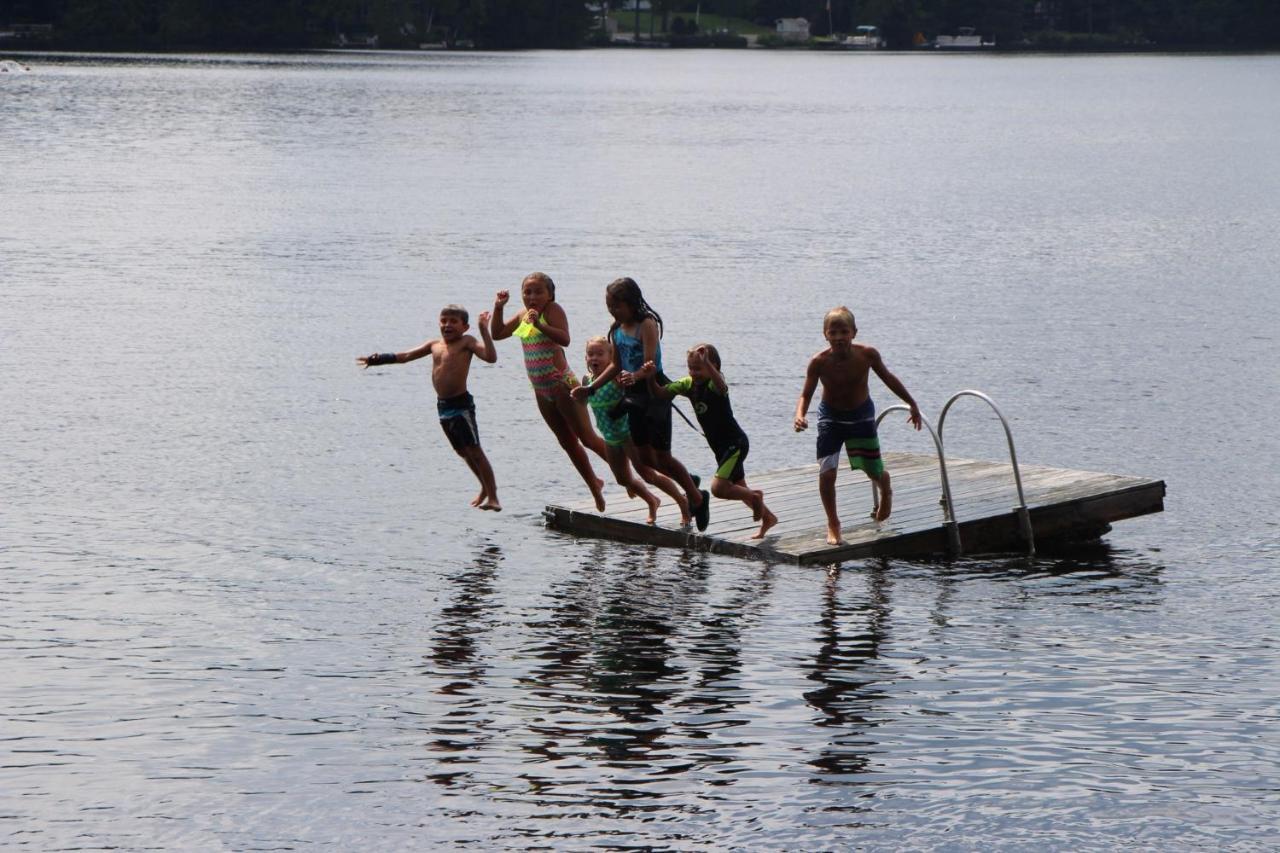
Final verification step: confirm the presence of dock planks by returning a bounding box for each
[543,451,1166,564]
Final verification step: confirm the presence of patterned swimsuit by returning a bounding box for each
[584,372,630,447]
[519,321,577,399]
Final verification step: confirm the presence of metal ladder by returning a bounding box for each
[875,390,1035,557]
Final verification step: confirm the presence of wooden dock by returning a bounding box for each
[543,451,1166,564]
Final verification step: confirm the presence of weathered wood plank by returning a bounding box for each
[546,452,1164,563]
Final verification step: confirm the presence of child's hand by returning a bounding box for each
[523,308,540,326]
[691,347,708,365]
[570,385,590,402]
[794,414,808,432]
[478,310,492,327]
[495,290,509,306]
[618,370,634,387]
[907,404,923,431]
[641,359,656,378]
[357,356,371,369]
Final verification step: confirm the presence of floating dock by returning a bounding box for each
[544,451,1166,564]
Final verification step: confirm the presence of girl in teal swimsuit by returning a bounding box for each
[491,272,608,511]
[583,337,691,526]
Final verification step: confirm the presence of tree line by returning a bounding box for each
[3,0,1278,50]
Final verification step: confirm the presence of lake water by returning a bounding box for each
[3,49,1279,849]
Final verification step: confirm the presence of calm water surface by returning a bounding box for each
[3,49,1279,849]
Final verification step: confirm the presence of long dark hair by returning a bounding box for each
[606,277,663,342]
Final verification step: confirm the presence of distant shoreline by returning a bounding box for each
[6,44,1280,56]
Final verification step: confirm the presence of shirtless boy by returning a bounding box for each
[794,306,921,544]
[359,305,501,511]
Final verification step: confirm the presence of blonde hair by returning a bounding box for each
[824,306,856,331]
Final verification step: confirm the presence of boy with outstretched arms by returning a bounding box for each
[359,305,501,511]
[794,306,921,544]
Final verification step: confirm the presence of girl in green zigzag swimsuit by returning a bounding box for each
[491,272,609,511]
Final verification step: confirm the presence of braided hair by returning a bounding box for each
[606,277,663,342]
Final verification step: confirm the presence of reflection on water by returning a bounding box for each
[807,564,891,780]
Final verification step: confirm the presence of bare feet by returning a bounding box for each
[642,492,660,524]
[751,506,778,540]
[675,495,691,527]
[826,523,845,546]
[480,496,502,512]
[591,482,606,512]
[874,479,893,522]
[471,492,485,507]
[751,490,764,522]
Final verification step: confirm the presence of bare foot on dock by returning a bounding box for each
[751,490,764,521]
[471,492,485,507]
[826,523,845,546]
[751,507,778,540]
[874,479,893,522]
[675,494,691,527]
[643,492,660,524]
[591,482,606,512]
[480,497,502,512]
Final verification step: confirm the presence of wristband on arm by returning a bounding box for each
[366,352,397,366]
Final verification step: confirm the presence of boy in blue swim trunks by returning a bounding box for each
[358,304,501,511]
[794,306,921,543]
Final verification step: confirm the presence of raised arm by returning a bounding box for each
[794,355,821,431]
[472,311,497,363]
[870,349,922,430]
[694,346,727,394]
[490,290,521,340]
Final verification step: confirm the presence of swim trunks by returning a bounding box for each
[713,435,749,482]
[584,372,631,448]
[437,391,480,452]
[816,397,883,477]
[625,389,674,453]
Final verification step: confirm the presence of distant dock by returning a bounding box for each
[544,451,1165,564]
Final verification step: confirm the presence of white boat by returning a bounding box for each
[0,59,32,73]
[846,25,883,49]
[934,27,994,49]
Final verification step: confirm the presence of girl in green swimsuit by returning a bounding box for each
[583,337,691,526]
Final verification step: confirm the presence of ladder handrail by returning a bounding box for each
[875,405,962,556]
[937,390,1035,555]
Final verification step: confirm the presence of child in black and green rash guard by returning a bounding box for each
[646,344,778,540]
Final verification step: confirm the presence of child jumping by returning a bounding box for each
[582,336,691,526]
[647,344,778,539]
[358,304,500,511]
[491,272,609,511]
[794,306,921,544]
[572,277,709,531]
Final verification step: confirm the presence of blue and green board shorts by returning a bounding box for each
[816,398,883,477]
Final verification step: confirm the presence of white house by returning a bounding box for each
[775,17,810,42]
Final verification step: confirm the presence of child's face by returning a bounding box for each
[605,292,631,323]
[585,342,609,374]
[823,318,856,350]
[521,278,552,311]
[439,312,468,341]
[687,353,711,381]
